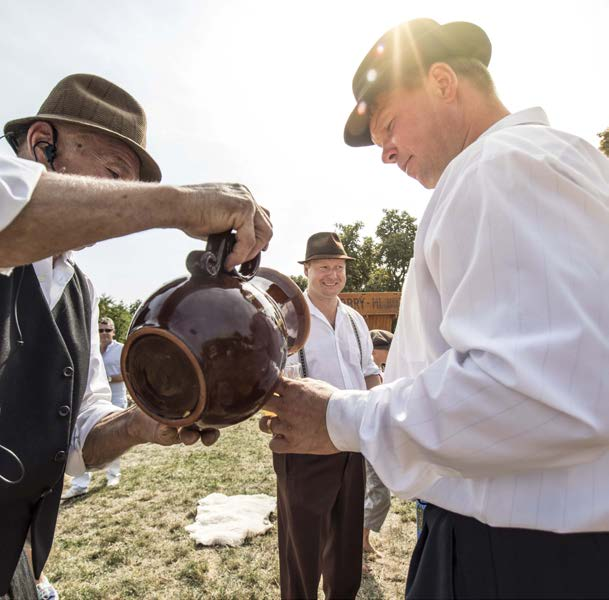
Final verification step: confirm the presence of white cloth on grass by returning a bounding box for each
[185,493,276,547]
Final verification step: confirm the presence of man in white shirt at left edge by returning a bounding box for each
[262,17,609,599]
[0,73,272,596]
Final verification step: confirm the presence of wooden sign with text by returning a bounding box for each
[339,292,401,332]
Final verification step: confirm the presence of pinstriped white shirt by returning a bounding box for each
[327,108,609,532]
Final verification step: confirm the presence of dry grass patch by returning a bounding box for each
[48,416,416,599]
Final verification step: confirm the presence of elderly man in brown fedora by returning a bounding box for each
[261,17,609,599]
[0,73,272,598]
[262,232,381,599]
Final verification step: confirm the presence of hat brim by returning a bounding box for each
[344,21,492,147]
[4,114,162,182]
[298,254,355,264]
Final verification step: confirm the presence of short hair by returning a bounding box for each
[7,125,30,155]
[396,56,497,96]
[99,316,115,330]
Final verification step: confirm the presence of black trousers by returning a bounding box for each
[406,504,609,599]
[273,452,365,600]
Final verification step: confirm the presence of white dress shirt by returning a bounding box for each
[102,339,127,408]
[286,292,380,390]
[327,108,609,533]
[0,155,121,476]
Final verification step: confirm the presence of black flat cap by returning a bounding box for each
[344,18,492,147]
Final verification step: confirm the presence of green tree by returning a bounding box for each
[375,209,417,291]
[599,127,609,157]
[335,221,377,292]
[98,295,141,342]
[290,274,308,291]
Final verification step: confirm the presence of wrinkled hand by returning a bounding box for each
[133,408,220,447]
[259,377,339,454]
[179,183,272,270]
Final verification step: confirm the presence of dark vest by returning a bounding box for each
[0,263,91,594]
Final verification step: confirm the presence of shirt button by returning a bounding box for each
[58,405,71,417]
[54,450,67,463]
[63,366,74,377]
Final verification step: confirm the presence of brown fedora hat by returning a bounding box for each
[344,19,491,147]
[3,73,161,182]
[298,232,355,264]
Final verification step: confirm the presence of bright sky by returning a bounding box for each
[2,0,608,303]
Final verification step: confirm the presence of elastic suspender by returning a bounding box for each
[346,311,363,369]
[298,310,363,376]
[298,347,309,378]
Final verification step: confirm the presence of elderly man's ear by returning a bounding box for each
[23,121,57,167]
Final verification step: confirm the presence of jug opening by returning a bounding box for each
[122,329,206,426]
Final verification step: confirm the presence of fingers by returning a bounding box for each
[200,428,221,446]
[178,427,200,445]
[259,415,271,434]
[269,435,289,453]
[225,202,273,271]
[178,426,220,446]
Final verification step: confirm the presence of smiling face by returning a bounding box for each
[305,258,347,300]
[369,64,464,189]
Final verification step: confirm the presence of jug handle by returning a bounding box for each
[186,231,261,280]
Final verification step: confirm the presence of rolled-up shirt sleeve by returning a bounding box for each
[65,279,122,476]
[0,155,45,275]
[326,150,609,500]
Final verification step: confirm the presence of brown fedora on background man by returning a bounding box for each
[298,232,355,264]
[3,73,161,182]
[344,18,491,146]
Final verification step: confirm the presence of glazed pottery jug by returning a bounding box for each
[121,232,310,429]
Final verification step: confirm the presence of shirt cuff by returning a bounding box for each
[0,156,45,230]
[326,389,369,452]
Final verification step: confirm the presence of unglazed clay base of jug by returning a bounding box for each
[121,232,310,429]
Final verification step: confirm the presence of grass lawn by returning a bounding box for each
[49,416,417,599]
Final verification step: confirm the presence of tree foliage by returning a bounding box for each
[290,274,308,291]
[98,294,141,342]
[290,209,417,293]
[599,127,609,157]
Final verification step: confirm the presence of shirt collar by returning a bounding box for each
[304,290,345,325]
[478,107,550,142]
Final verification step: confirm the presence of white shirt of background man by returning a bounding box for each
[102,339,127,408]
[286,291,381,391]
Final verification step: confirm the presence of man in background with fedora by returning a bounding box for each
[262,18,609,598]
[0,73,272,597]
[263,231,381,599]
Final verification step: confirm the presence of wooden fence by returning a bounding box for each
[339,292,401,332]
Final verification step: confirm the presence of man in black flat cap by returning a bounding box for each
[0,73,272,597]
[262,18,609,599]
[264,232,381,599]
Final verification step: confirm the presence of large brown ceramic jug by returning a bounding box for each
[121,232,310,429]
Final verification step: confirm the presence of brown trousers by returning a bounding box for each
[273,452,365,600]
